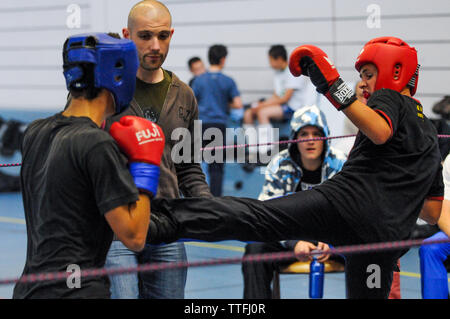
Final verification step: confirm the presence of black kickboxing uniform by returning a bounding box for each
[242,165,329,299]
[153,89,444,298]
[13,113,138,299]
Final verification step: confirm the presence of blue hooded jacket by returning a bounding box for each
[259,105,347,200]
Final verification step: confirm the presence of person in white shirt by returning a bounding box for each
[243,45,317,157]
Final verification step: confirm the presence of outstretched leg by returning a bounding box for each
[150,190,362,247]
[149,190,408,299]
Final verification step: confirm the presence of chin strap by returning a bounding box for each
[407,64,420,90]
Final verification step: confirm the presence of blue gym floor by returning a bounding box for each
[0,110,448,299]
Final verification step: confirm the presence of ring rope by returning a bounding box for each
[1,134,449,286]
[2,134,450,168]
[0,236,448,286]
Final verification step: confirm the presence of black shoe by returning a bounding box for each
[147,200,179,245]
[410,223,440,239]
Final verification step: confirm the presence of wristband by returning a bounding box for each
[129,162,160,198]
[325,78,357,111]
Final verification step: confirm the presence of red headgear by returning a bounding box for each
[355,37,419,96]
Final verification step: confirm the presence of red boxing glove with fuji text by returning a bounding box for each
[110,116,165,197]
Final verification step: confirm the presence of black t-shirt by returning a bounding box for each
[134,70,172,123]
[316,89,444,243]
[13,113,139,298]
[285,166,322,249]
[296,166,322,192]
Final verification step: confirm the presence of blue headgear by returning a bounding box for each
[63,33,139,114]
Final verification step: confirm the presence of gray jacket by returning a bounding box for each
[105,70,212,200]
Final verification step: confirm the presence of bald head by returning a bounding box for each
[124,0,174,78]
[128,0,172,31]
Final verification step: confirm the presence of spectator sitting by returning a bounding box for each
[242,105,346,299]
[243,44,317,158]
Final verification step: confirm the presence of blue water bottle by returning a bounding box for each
[309,257,324,299]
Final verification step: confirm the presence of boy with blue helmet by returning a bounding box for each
[63,33,139,114]
[13,33,165,298]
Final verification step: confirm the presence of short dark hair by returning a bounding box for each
[107,32,121,39]
[188,56,201,69]
[268,45,287,61]
[208,44,227,65]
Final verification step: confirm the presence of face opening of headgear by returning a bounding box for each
[62,32,139,114]
[354,36,420,96]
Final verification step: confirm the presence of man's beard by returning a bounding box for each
[140,53,166,71]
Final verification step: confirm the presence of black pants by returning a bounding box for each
[242,242,295,299]
[242,242,346,299]
[155,189,403,298]
[202,123,226,197]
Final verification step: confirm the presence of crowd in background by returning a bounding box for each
[0,12,449,298]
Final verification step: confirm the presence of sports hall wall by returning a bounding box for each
[1,0,449,135]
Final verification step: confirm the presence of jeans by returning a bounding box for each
[202,123,226,196]
[106,241,187,299]
[138,242,187,299]
[105,240,139,299]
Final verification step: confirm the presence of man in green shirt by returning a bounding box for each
[104,0,212,299]
[134,71,171,123]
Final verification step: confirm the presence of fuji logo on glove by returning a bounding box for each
[136,124,163,145]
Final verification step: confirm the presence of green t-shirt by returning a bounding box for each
[134,69,172,122]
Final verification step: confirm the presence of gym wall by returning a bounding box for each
[0,0,449,135]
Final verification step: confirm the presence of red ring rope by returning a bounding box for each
[0,236,448,286]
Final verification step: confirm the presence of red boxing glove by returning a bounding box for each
[110,116,165,166]
[289,45,356,110]
[110,116,165,197]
